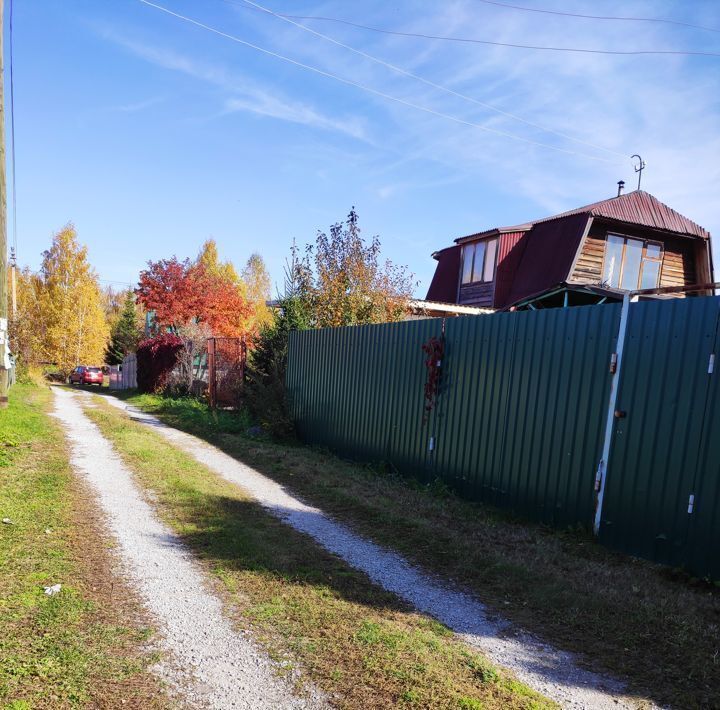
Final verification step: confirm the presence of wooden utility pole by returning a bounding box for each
[0,0,8,408]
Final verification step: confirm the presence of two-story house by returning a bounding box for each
[426,190,714,310]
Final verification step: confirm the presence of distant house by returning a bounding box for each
[426,190,714,310]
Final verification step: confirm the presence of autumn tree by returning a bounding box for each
[246,209,413,437]
[292,208,415,327]
[35,225,109,374]
[242,253,272,331]
[136,257,204,333]
[197,239,240,283]
[8,267,43,370]
[102,286,126,327]
[198,239,269,335]
[200,267,254,337]
[136,249,254,339]
[105,291,141,365]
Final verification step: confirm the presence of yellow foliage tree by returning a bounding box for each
[8,267,43,368]
[35,225,109,375]
[197,239,241,284]
[195,238,269,335]
[292,208,415,328]
[242,253,272,331]
[102,285,129,332]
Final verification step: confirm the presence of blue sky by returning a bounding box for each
[12,0,720,296]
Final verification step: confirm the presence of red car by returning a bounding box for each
[69,366,104,386]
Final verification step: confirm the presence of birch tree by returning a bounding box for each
[8,267,43,369]
[37,225,109,374]
[242,253,272,330]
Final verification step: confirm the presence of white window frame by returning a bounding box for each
[461,237,498,285]
[601,233,663,291]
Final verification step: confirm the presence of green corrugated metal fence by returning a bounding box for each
[432,306,620,526]
[287,297,720,578]
[599,297,720,578]
[288,318,442,472]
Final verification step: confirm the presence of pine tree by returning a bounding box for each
[105,291,141,365]
[245,251,312,439]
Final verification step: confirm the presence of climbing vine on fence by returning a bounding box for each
[422,336,444,423]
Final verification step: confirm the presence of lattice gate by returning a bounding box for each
[207,337,246,409]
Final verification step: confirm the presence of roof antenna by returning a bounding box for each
[631,154,645,191]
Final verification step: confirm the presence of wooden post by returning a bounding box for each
[0,0,9,408]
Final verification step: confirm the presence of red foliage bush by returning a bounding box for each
[136,333,184,393]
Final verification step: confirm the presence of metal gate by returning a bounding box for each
[599,297,720,577]
[207,337,246,409]
[431,305,619,527]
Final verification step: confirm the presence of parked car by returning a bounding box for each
[69,366,104,386]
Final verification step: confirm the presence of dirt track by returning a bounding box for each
[52,386,324,710]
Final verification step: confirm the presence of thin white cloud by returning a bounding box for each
[95,27,368,140]
[251,0,719,238]
[97,2,720,253]
[106,96,166,113]
[223,96,366,139]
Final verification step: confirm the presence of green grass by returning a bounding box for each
[0,384,167,709]
[86,393,554,710]
[112,389,251,439]
[105,388,720,709]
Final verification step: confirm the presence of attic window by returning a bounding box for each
[602,234,663,290]
[461,237,498,285]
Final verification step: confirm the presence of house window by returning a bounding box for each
[461,237,498,285]
[602,234,663,290]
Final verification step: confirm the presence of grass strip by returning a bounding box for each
[111,389,720,709]
[86,393,554,710]
[0,384,167,709]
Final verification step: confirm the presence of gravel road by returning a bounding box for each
[53,387,324,710]
[99,393,649,710]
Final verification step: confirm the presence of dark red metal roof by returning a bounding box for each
[454,190,710,243]
[455,225,531,245]
[493,231,526,309]
[426,245,461,303]
[523,190,710,239]
[430,190,711,308]
[504,213,590,307]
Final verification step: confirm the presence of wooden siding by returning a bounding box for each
[459,281,493,307]
[659,236,696,287]
[571,233,605,284]
[569,221,703,291]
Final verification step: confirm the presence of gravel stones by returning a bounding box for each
[53,387,323,710]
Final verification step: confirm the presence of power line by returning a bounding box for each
[137,0,621,164]
[234,0,625,157]
[474,0,720,34]
[231,7,720,58]
[26,269,134,288]
[99,279,135,287]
